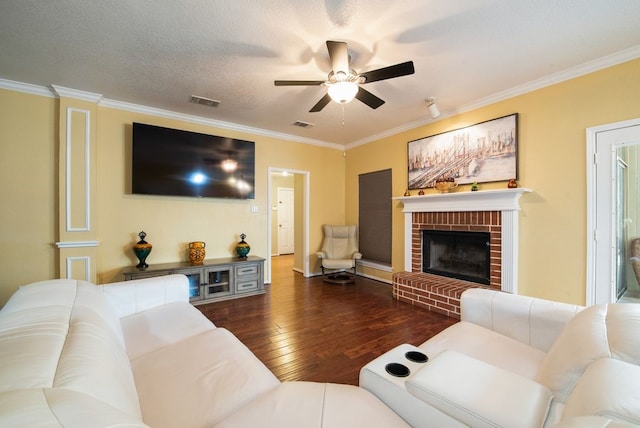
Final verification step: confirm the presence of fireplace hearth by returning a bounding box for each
[422,230,490,285]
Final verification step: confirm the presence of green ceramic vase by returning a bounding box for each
[133,231,152,269]
[235,233,250,259]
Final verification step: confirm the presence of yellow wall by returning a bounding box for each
[346,58,640,305]
[0,90,58,304]
[0,91,345,306]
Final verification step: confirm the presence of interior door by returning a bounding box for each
[277,187,295,254]
[591,122,640,304]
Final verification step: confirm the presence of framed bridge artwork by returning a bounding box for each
[408,113,518,190]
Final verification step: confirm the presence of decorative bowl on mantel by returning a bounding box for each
[435,180,458,193]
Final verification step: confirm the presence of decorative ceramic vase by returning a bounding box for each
[471,182,479,191]
[235,233,250,259]
[188,241,206,265]
[508,178,518,188]
[133,231,152,269]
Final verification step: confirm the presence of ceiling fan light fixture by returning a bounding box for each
[328,81,358,104]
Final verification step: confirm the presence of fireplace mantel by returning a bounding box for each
[392,188,532,213]
[394,188,532,294]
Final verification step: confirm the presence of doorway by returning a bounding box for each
[586,118,640,305]
[266,168,310,284]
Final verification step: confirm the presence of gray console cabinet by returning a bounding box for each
[122,256,265,304]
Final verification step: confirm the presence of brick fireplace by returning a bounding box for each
[392,188,531,319]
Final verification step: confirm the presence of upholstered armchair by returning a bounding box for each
[316,225,362,283]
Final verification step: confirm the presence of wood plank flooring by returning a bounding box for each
[196,255,456,385]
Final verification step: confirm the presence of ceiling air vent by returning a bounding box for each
[293,120,315,128]
[189,95,220,108]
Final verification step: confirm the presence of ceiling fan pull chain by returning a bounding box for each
[341,103,345,126]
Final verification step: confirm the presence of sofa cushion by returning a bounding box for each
[214,381,410,427]
[121,301,215,360]
[405,350,553,428]
[562,358,640,425]
[535,304,640,403]
[131,327,280,428]
[418,321,546,379]
[0,389,148,427]
[460,288,583,353]
[98,274,189,319]
[0,280,142,420]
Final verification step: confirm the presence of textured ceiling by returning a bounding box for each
[1,0,639,147]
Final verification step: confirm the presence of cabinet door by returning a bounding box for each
[171,270,203,301]
[204,266,232,299]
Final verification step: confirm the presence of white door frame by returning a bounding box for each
[586,118,640,305]
[266,167,310,284]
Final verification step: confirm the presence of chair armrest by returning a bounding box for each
[98,274,189,319]
[460,288,584,352]
[316,251,327,259]
[406,350,553,428]
[353,252,362,260]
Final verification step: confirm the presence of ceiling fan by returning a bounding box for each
[274,41,415,113]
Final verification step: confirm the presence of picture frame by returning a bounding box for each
[408,113,518,189]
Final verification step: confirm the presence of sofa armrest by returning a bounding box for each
[406,350,553,428]
[98,274,189,319]
[316,251,327,259]
[461,288,583,352]
[353,252,362,260]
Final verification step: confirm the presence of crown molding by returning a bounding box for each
[0,77,55,97]
[98,97,343,150]
[50,85,103,103]
[457,45,640,114]
[346,45,640,150]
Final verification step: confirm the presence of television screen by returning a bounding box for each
[132,123,255,199]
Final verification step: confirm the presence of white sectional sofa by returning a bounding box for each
[360,288,640,428]
[0,275,409,427]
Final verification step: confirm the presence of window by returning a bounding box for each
[358,169,392,265]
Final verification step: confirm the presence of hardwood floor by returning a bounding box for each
[196,255,456,385]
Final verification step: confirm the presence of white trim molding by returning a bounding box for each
[65,256,91,281]
[393,188,532,213]
[55,241,100,248]
[65,107,92,232]
[50,85,103,103]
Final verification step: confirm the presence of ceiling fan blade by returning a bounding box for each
[355,87,385,109]
[274,80,325,86]
[326,41,350,75]
[359,61,415,83]
[309,93,332,112]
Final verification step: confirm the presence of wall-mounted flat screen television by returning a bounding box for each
[132,123,255,199]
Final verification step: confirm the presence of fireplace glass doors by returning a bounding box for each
[422,230,490,285]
